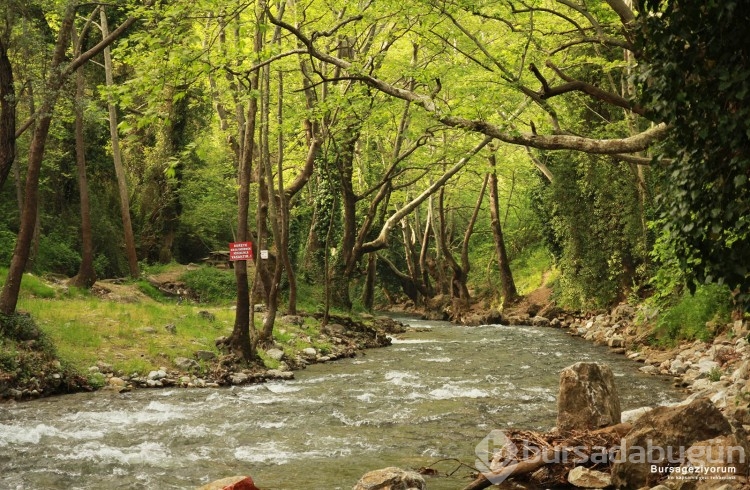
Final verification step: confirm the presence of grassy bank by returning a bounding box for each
[0,265,357,393]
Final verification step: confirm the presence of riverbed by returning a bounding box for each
[0,318,682,489]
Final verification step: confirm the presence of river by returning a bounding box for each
[0,317,682,489]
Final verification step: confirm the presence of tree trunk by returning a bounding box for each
[0,38,15,191]
[488,153,519,306]
[226,3,263,362]
[362,252,377,311]
[0,5,76,315]
[69,25,96,288]
[276,71,297,315]
[101,9,139,278]
[330,128,359,311]
[259,61,283,344]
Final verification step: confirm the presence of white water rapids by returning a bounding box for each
[0,318,681,489]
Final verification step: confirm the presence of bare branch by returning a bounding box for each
[361,136,492,253]
[604,0,636,26]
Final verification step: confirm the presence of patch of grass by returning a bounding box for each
[258,350,280,369]
[135,280,167,302]
[15,289,233,376]
[509,245,555,295]
[0,267,57,299]
[180,266,236,303]
[652,283,732,346]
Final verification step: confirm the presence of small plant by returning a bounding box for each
[652,283,732,344]
[88,372,107,389]
[708,367,722,382]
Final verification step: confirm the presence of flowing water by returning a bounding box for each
[0,318,682,489]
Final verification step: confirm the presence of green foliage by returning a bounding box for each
[32,233,81,277]
[636,1,750,307]
[0,229,15,265]
[532,153,650,309]
[652,283,732,345]
[0,269,57,299]
[180,266,236,303]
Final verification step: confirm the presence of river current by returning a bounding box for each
[0,317,682,489]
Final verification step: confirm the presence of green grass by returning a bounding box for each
[651,283,733,346]
[509,245,556,295]
[2,268,350,380]
[180,266,236,303]
[0,267,57,299]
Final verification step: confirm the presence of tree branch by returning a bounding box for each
[533,61,645,116]
[267,13,669,155]
[360,136,492,253]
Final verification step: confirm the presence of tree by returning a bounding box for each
[636,0,750,307]
[1,2,138,315]
[69,17,97,288]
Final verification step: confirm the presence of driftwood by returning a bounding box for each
[461,423,633,490]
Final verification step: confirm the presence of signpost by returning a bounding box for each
[229,242,253,261]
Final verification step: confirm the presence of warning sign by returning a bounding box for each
[229,242,253,261]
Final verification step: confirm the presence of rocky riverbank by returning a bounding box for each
[520,304,750,431]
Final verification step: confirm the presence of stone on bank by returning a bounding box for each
[557,362,621,431]
[353,467,426,490]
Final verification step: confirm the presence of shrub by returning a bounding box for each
[653,283,732,344]
[180,266,236,303]
[0,229,15,265]
[33,234,81,276]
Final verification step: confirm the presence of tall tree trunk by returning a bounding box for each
[331,129,359,311]
[276,71,297,314]
[226,3,263,363]
[362,252,377,311]
[488,153,519,306]
[0,38,15,191]
[69,25,96,288]
[0,5,76,315]
[101,9,139,278]
[259,60,283,344]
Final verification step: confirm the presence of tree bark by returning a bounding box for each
[488,153,519,306]
[275,71,297,315]
[69,25,96,288]
[101,8,139,278]
[259,60,283,344]
[0,38,15,191]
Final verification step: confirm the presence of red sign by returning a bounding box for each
[229,242,253,261]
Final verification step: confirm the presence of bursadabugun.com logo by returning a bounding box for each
[475,430,745,485]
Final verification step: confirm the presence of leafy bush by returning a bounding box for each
[653,283,732,344]
[0,313,55,354]
[33,234,81,276]
[180,266,236,303]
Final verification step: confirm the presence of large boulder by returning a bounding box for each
[353,467,425,490]
[557,362,621,431]
[611,398,746,488]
